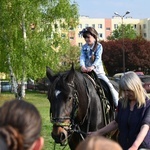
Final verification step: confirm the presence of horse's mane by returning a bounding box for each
[49,72,70,99]
[49,70,90,104]
[74,71,88,93]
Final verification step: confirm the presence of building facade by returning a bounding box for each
[70,16,150,46]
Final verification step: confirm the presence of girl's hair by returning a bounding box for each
[80,27,99,61]
[0,133,8,150]
[0,99,42,150]
[76,135,122,150]
[119,71,148,108]
[81,27,98,40]
[0,126,23,150]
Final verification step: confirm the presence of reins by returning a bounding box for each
[67,81,91,134]
[84,72,112,125]
[81,74,92,133]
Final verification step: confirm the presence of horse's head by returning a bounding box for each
[46,64,79,145]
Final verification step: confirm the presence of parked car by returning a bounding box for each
[112,73,150,93]
[139,75,150,93]
[113,73,124,78]
[112,73,124,83]
[134,71,144,76]
[1,81,12,92]
[113,72,144,80]
[27,78,35,90]
[35,77,50,91]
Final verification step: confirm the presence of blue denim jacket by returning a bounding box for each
[80,43,105,74]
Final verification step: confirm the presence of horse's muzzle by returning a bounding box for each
[51,126,68,146]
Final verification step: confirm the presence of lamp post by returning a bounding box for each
[114,11,130,73]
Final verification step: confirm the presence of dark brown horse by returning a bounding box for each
[46,64,116,150]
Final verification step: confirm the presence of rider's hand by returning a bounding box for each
[87,66,95,72]
[81,66,88,72]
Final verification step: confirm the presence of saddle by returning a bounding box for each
[83,71,115,125]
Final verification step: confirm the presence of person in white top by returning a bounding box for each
[80,27,118,107]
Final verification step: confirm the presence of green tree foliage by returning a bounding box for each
[0,0,79,97]
[60,45,80,71]
[0,0,79,79]
[107,24,137,40]
[101,38,150,76]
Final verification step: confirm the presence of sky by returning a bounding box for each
[74,0,150,19]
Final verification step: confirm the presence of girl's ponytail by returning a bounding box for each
[0,126,23,150]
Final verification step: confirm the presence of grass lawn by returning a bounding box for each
[0,91,70,150]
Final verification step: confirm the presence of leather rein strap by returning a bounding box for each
[83,73,111,126]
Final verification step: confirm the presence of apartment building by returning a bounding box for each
[70,16,150,47]
[140,18,150,40]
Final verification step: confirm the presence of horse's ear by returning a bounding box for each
[65,63,75,83]
[46,66,54,83]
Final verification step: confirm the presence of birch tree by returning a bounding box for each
[0,0,79,98]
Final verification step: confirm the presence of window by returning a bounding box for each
[99,33,103,38]
[106,27,110,30]
[114,24,118,29]
[85,24,88,27]
[134,24,137,29]
[78,33,82,38]
[98,24,102,28]
[78,43,83,47]
[143,24,146,29]
[143,33,147,37]
[78,24,82,28]
[92,24,95,28]
[70,37,74,40]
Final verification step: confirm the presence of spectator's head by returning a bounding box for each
[119,71,148,108]
[76,135,122,150]
[0,99,44,150]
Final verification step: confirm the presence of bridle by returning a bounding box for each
[50,81,79,130]
[50,77,90,138]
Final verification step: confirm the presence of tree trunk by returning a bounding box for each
[21,13,27,98]
[8,54,21,99]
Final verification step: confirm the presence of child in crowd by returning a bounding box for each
[0,99,44,150]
